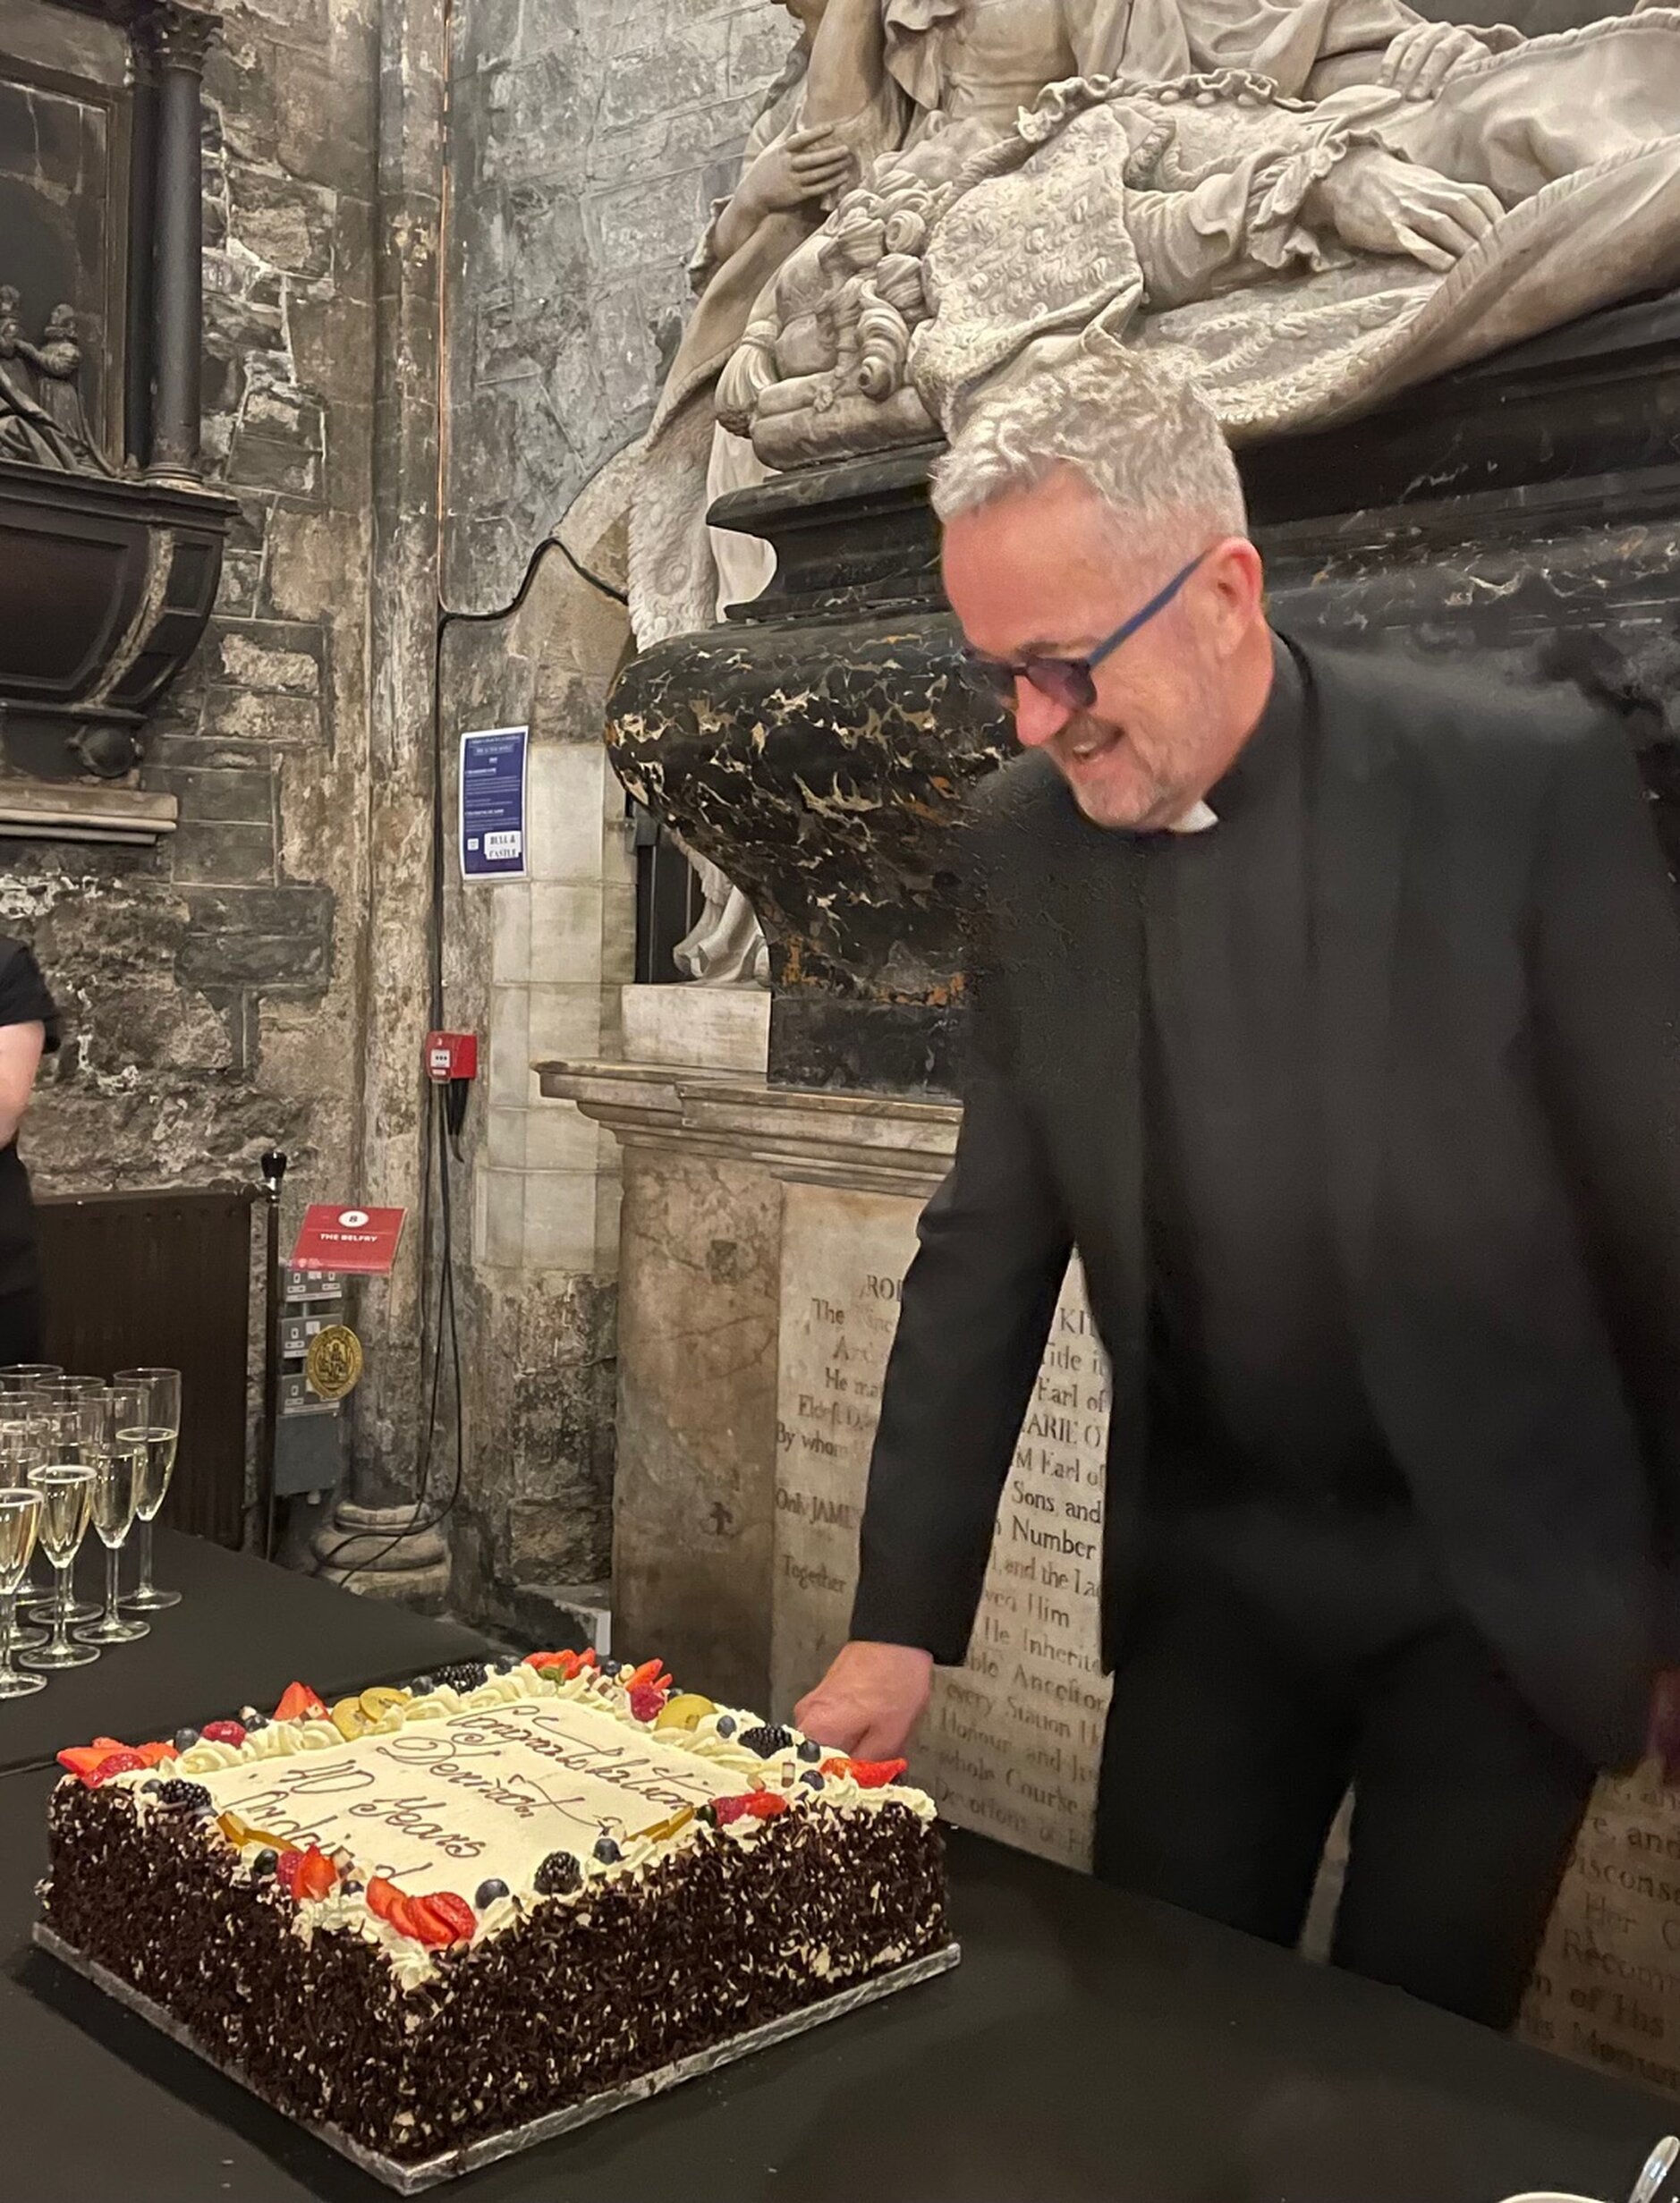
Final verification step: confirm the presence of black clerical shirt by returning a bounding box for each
[1139,636,1408,1515]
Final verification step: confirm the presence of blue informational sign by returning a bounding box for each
[459,725,530,881]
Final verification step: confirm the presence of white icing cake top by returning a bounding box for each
[190,1696,740,1893]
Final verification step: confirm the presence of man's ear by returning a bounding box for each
[1206,535,1267,651]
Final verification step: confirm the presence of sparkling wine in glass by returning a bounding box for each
[115,1367,182,1613]
[0,1487,44,1697]
[0,1406,55,1639]
[19,1463,98,1670]
[16,1397,98,1623]
[77,1394,148,1647]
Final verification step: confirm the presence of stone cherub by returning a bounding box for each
[17,305,98,453]
[0,294,109,473]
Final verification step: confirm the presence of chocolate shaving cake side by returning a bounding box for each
[44,1780,948,2162]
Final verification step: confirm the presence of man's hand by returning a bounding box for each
[1379,21,1487,98]
[741,125,855,218]
[1311,146,1504,274]
[793,1640,934,1758]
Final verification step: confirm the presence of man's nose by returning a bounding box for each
[1012,679,1072,750]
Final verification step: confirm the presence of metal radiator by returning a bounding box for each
[35,1185,259,1548]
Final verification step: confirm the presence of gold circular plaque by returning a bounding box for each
[305,1324,363,1402]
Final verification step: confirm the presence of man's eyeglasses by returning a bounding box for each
[963,550,1209,714]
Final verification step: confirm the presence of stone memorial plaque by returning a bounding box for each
[772,1182,1110,1870]
[1519,1767,1680,2094]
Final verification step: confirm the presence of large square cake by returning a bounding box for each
[40,1651,951,2177]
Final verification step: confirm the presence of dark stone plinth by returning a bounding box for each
[608,294,1680,1097]
[0,461,235,779]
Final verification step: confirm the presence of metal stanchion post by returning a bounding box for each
[258,1150,286,1559]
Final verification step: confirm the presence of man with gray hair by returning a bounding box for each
[794,345,1680,2028]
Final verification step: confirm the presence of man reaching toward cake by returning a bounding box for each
[794,345,1680,2031]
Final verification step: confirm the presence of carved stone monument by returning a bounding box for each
[0,0,233,784]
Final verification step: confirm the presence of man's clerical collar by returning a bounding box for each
[1165,632,1299,835]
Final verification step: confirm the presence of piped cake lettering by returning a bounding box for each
[191,1699,741,1887]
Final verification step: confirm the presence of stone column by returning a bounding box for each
[124,17,159,471]
[147,4,216,483]
[311,0,449,1604]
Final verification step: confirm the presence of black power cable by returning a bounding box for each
[309,530,627,1583]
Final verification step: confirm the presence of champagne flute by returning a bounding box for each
[0,1405,53,1638]
[115,1367,182,1613]
[0,1365,61,1390]
[76,1389,148,1647]
[0,1487,44,1697]
[19,1464,98,1670]
[16,1396,98,1623]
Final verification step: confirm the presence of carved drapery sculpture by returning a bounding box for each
[717,1,1680,465]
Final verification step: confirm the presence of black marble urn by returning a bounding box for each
[607,293,1680,1098]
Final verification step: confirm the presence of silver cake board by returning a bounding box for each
[35,1922,961,2194]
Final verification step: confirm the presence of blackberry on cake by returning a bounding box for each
[735,1723,793,1758]
[431,1661,488,1694]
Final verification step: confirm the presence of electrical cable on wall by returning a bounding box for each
[308,529,627,1580]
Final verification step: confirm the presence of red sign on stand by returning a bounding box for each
[290,1205,407,1275]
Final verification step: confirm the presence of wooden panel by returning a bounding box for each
[35,1185,258,1548]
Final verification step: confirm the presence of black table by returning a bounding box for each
[2,1746,1676,2203]
[0,1529,492,1773]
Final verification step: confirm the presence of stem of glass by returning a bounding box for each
[135,1517,155,1598]
[102,1543,121,1631]
[47,1556,73,1656]
[0,1589,13,1682]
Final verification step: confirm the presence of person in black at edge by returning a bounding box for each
[793,346,1680,2033]
[0,936,59,1362]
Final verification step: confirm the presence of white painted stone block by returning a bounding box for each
[524,1097,604,1174]
[485,1106,527,1171]
[621,981,769,1072]
[522,1167,603,1272]
[530,881,605,984]
[490,884,531,984]
[529,980,606,1059]
[488,982,532,1105]
[527,741,608,884]
[482,1167,526,1269]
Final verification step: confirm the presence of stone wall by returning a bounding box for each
[443,0,794,611]
[4,0,380,1523]
[436,0,793,1619]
